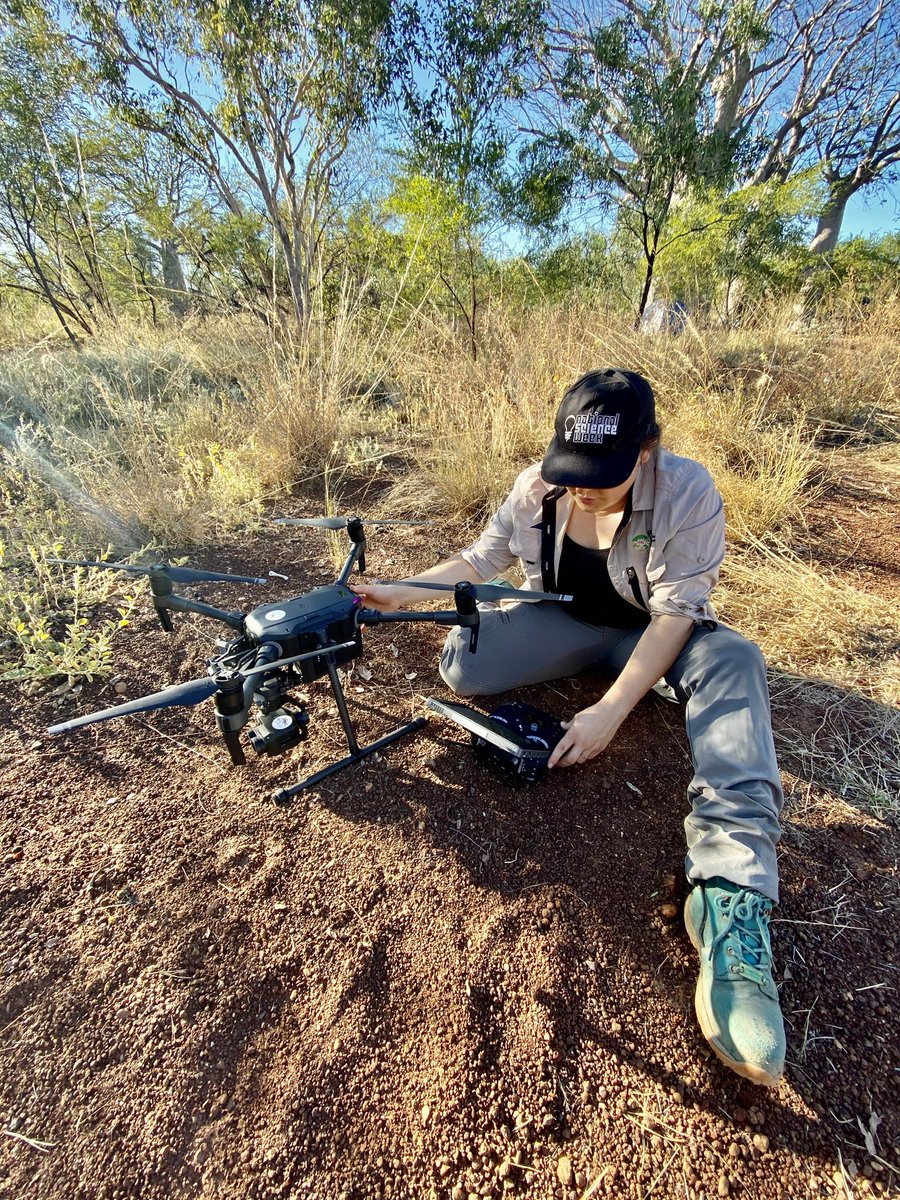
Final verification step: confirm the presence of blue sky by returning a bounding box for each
[842,184,900,238]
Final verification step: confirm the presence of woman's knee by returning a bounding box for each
[440,628,525,696]
[682,624,767,683]
[439,662,483,697]
[439,633,491,697]
[714,626,766,673]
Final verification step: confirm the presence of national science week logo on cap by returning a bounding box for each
[564,411,620,444]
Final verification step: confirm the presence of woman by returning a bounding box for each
[353,368,786,1087]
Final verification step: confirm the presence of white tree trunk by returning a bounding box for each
[809,191,851,255]
[159,240,190,317]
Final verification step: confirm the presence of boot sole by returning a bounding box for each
[684,898,783,1088]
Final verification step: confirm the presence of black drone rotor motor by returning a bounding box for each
[213,675,249,766]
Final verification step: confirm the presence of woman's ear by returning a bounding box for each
[640,448,652,465]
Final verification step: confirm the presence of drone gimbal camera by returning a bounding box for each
[47,516,571,804]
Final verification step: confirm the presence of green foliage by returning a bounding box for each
[401,0,545,201]
[0,0,896,343]
[385,174,480,267]
[653,174,823,313]
[66,0,407,331]
[0,8,96,338]
[518,1,749,317]
[378,172,493,353]
[527,231,618,301]
[0,477,136,682]
[819,234,900,301]
[0,8,199,335]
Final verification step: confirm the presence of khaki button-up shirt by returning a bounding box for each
[460,448,725,625]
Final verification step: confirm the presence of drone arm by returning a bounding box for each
[156,592,245,631]
[356,607,464,626]
[362,583,480,652]
[336,517,367,582]
[146,570,244,631]
[356,605,479,653]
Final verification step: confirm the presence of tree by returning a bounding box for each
[0,6,122,343]
[805,20,900,253]
[100,133,211,318]
[520,0,743,320]
[390,1,545,355]
[651,173,821,316]
[620,0,900,250]
[399,0,545,200]
[67,0,408,335]
[516,0,899,315]
[382,172,489,358]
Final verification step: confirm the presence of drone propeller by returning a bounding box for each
[47,677,221,734]
[274,516,433,530]
[378,580,574,603]
[49,559,269,586]
[47,639,360,737]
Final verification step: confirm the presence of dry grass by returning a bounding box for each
[4,292,896,541]
[770,677,899,820]
[665,391,820,542]
[384,303,870,538]
[0,292,418,543]
[718,537,900,819]
[1,293,899,809]
[717,537,900,705]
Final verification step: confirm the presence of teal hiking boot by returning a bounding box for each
[684,879,785,1087]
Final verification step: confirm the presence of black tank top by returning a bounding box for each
[556,535,650,628]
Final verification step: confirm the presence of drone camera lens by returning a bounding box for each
[248,706,309,757]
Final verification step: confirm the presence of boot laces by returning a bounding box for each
[710,890,774,987]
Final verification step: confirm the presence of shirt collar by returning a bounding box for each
[631,450,657,512]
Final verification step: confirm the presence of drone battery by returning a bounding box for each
[425,698,564,786]
[248,707,310,756]
[244,585,363,683]
[293,622,361,683]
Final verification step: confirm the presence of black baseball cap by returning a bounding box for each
[541,369,655,488]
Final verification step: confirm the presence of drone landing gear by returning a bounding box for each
[271,718,427,805]
[271,656,427,806]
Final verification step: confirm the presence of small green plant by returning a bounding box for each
[0,526,136,683]
[3,602,131,682]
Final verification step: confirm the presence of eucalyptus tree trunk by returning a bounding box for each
[159,239,190,317]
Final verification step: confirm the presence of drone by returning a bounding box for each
[47,515,572,804]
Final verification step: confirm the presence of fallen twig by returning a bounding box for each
[131,717,230,774]
[579,1164,613,1199]
[643,1147,679,1198]
[2,1129,56,1152]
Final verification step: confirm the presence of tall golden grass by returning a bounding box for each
[1,289,898,811]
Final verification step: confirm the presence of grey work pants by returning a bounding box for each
[439,603,783,902]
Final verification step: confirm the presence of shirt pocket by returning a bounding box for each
[509,525,541,566]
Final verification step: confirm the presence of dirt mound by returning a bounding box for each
[1,524,898,1200]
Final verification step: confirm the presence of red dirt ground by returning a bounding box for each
[1,480,898,1200]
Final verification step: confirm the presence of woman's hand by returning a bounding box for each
[348,582,410,613]
[548,616,693,768]
[548,698,628,769]
[349,555,482,615]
